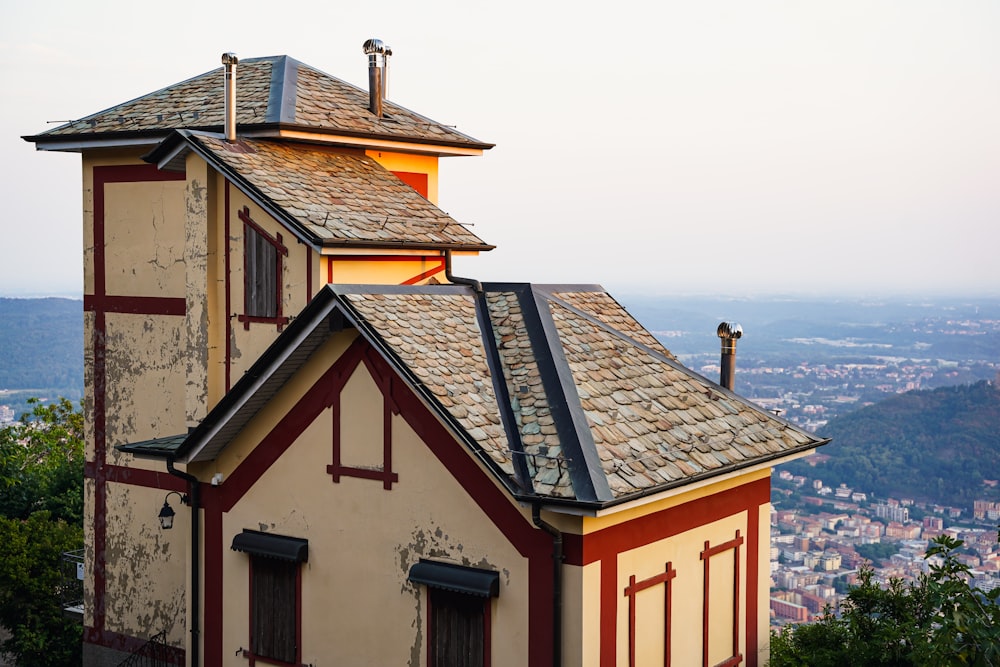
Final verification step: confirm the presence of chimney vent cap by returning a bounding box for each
[363,38,387,55]
[221,52,239,65]
[717,322,743,339]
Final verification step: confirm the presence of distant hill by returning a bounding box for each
[0,298,83,415]
[780,381,1000,507]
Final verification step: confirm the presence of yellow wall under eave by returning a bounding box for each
[366,150,439,203]
[583,468,771,534]
[327,254,446,285]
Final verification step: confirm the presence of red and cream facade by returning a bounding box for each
[27,52,825,666]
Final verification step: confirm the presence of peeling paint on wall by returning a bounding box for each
[396,519,512,665]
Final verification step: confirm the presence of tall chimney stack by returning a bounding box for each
[363,38,391,118]
[222,52,239,142]
[717,322,743,391]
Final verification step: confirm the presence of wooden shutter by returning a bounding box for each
[246,226,278,319]
[430,588,486,667]
[252,557,297,663]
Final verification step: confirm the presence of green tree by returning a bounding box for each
[0,398,84,666]
[0,513,83,666]
[0,397,84,524]
[770,535,1000,667]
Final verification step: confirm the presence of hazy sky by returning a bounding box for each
[2,1,998,298]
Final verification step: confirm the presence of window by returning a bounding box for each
[408,560,499,667]
[251,557,297,663]
[429,588,488,667]
[232,530,307,665]
[238,207,288,329]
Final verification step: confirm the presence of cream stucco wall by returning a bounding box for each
[82,153,193,649]
[103,482,188,645]
[207,332,533,666]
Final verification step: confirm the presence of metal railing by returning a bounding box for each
[60,549,84,618]
[117,630,174,667]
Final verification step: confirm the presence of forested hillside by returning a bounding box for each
[0,298,83,415]
[781,380,1000,507]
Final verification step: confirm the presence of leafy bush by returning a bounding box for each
[770,535,1000,666]
[0,398,84,666]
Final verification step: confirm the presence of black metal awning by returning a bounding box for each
[407,560,500,598]
[231,530,308,563]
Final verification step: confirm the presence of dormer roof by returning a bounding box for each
[23,55,493,155]
[147,131,492,251]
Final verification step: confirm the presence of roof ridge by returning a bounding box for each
[514,286,613,502]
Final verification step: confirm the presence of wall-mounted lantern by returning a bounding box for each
[158,491,188,530]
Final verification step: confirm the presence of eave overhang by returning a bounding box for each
[24,122,493,157]
[536,438,831,516]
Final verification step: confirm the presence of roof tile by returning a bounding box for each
[190,134,489,249]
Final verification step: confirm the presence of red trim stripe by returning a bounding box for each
[88,164,185,641]
[580,477,769,666]
[624,563,676,667]
[83,295,186,315]
[700,532,744,667]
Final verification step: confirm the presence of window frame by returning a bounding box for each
[237,206,289,330]
[247,555,301,665]
[231,530,307,666]
[407,560,499,667]
[427,587,491,667]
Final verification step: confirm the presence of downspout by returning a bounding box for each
[167,457,200,667]
[445,250,563,666]
[533,504,563,667]
[443,249,482,293]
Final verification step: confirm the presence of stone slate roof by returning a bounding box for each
[25,55,492,152]
[150,131,490,250]
[342,284,825,502]
[126,284,825,508]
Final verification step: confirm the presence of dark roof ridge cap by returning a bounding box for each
[332,289,527,497]
[28,57,287,139]
[468,290,535,493]
[271,55,297,124]
[514,285,614,502]
[268,56,491,149]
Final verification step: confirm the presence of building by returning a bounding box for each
[875,502,909,523]
[770,598,809,623]
[26,48,827,667]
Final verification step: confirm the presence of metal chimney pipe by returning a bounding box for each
[717,322,743,391]
[222,52,239,142]
[363,38,388,118]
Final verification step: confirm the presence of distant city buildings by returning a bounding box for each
[770,467,1000,628]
